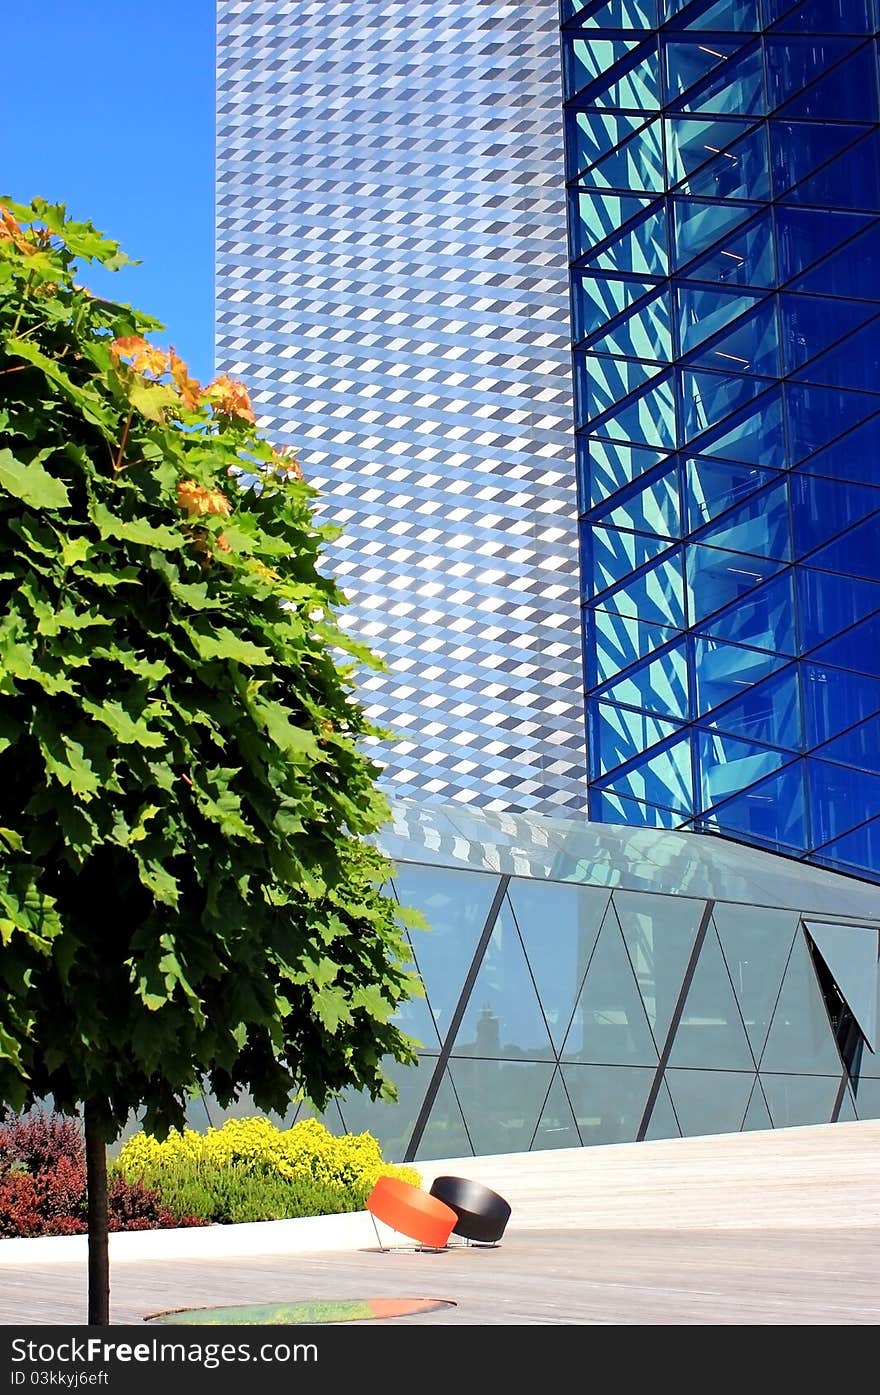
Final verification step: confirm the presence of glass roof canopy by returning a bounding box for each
[377,799,880,920]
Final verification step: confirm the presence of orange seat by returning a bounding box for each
[366,1174,457,1249]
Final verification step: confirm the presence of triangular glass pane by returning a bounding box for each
[791,473,880,558]
[775,206,873,282]
[589,121,665,194]
[791,222,880,302]
[568,37,641,94]
[583,437,669,507]
[793,314,880,396]
[681,124,770,203]
[589,523,674,598]
[699,761,808,854]
[587,290,674,362]
[690,475,790,559]
[759,1072,840,1128]
[562,902,659,1065]
[690,386,785,466]
[686,457,777,532]
[804,920,879,1051]
[770,119,873,198]
[689,302,779,378]
[759,929,844,1073]
[642,1079,681,1140]
[775,45,878,122]
[412,1066,473,1162]
[807,758,880,849]
[768,0,871,31]
[571,191,653,262]
[784,128,880,210]
[765,35,860,112]
[802,661,880,747]
[687,542,786,627]
[590,461,681,538]
[597,638,690,719]
[591,788,683,827]
[669,45,764,117]
[815,713,880,774]
[664,39,745,105]
[682,213,776,289]
[508,879,611,1054]
[561,1063,655,1146]
[447,1059,555,1156]
[337,1053,436,1163]
[694,639,788,716]
[812,817,880,880]
[665,115,756,186]
[786,382,880,464]
[593,702,683,778]
[836,1086,858,1122]
[797,566,880,649]
[592,730,694,816]
[391,865,500,1045]
[582,206,670,277]
[598,549,685,628]
[567,109,651,176]
[698,570,796,653]
[530,1069,581,1151]
[591,607,681,685]
[853,1078,880,1115]
[713,904,799,1062]
[613,889,704,1050]
[665,1067,756,1136]
[664,0,760,27]
[807,514,880,583]
[741,1078,773,1131]
[583,353,669,423]
[450,899,555,1060]
[699,729,791,808]
[780,294,879,374]
[677,285,762,355]
[592,373,677,450]
[673,197,761,271]
[795,407,880,488]
[668,925,756,1068]
[704,666,802,751]
[680,367,770,444]
[579,47,661,111]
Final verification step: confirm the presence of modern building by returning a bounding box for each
[214,1,880,1152]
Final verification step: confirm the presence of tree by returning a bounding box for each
[0,198,422,1324]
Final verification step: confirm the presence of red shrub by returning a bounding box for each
[0,1172,43,1238]
[0,1108,84,1173]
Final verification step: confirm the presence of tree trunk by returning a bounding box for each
[84,1101,110,1326]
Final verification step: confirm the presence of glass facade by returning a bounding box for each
[563,0,880,880]
[198,802,880,1160]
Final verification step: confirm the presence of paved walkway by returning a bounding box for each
[2,1119,878,1325]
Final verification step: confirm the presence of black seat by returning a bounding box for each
[427,1175,511,1245]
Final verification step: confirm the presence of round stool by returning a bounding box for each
[428,1175,511,1245]
[366,1175,457,1250]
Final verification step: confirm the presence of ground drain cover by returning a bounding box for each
[144,1297,456,1325]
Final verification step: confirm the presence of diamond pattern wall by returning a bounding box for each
[215,0,586,813]
[563,0,880,879]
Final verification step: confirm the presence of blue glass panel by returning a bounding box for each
[668,44,765,116]
[812,817,880,873]
[775,44,879,121]
[795,408,880,485]
[685,457,777,531]
[791,473,880,558]
[679,123,770,202]
[770,120,873,197]
[786,382,880,463]
[590,373,678,449]
[588,461,681,537]
[591,548,686,627]
[677,284,762,353]
[714,904,800,1065]
[698,570,797,652]
[764,36,860,110]
[679,367,771,442]
[593,730,695,813]
[567,110,650,176]
[570,191,653,262]
[577,352,667,426]
[681,213,776,287]
[698,759,808,849]
[614,889,705,1049]
[807,513,880,581]
[807,757,880,845]
[703,665,802,749]
[575,45,662,110]
[688,543,787,625]
[664,39,751,105]
[587,524,675,598]
[571,273,661,346]
[698,728,791,806]
[687,386,785,464]
[784,129,880,211]
[451,900,555,1060]
[581,206,671,276]
[774,206,873,280]
[589,609,685,686]
[582,438,669,508]
[673,196,762,269]
[566,38,642,101]
[564,0,660,24]
[562,901,659,1065]
[665,115,757,186]
[586,290,674,361]
[780,293,880,373]
[667,926,756,1069]
[802,662,880,746]
[810,611,880,679]
[588,121,665,193]
[591,700,685,776]
[591,788,684,826]
[596,636,691,717]
[693,637,788,714]
[793,314,880,394]
[663,0,761,25]
[687,301,780,377]
[768,0,871,30]
[797,566,880,646]
[690,476,790,560]
[791,220,880,300]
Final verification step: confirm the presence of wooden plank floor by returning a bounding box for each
[2,1119,879,1326]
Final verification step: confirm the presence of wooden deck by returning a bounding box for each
[2,1119,879,1326]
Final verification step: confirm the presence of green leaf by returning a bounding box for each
[256,700,319,758]
[312,985,351,1035]
[91,500,182,551]
[80,697,165,748]
[6,338,114,430]
[183,624,273,667]
[0,448,69,510]
[32,715,102,799]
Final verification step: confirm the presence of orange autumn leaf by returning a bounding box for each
[0,207,38,256]
[177,479,233,518]
[110,335,169,378]
[169,348,202,413]
[274,444,303,480]
[204,374,256,423]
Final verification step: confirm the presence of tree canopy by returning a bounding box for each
[0,197,421,1144]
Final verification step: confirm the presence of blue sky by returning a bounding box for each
[1,0,216,383]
